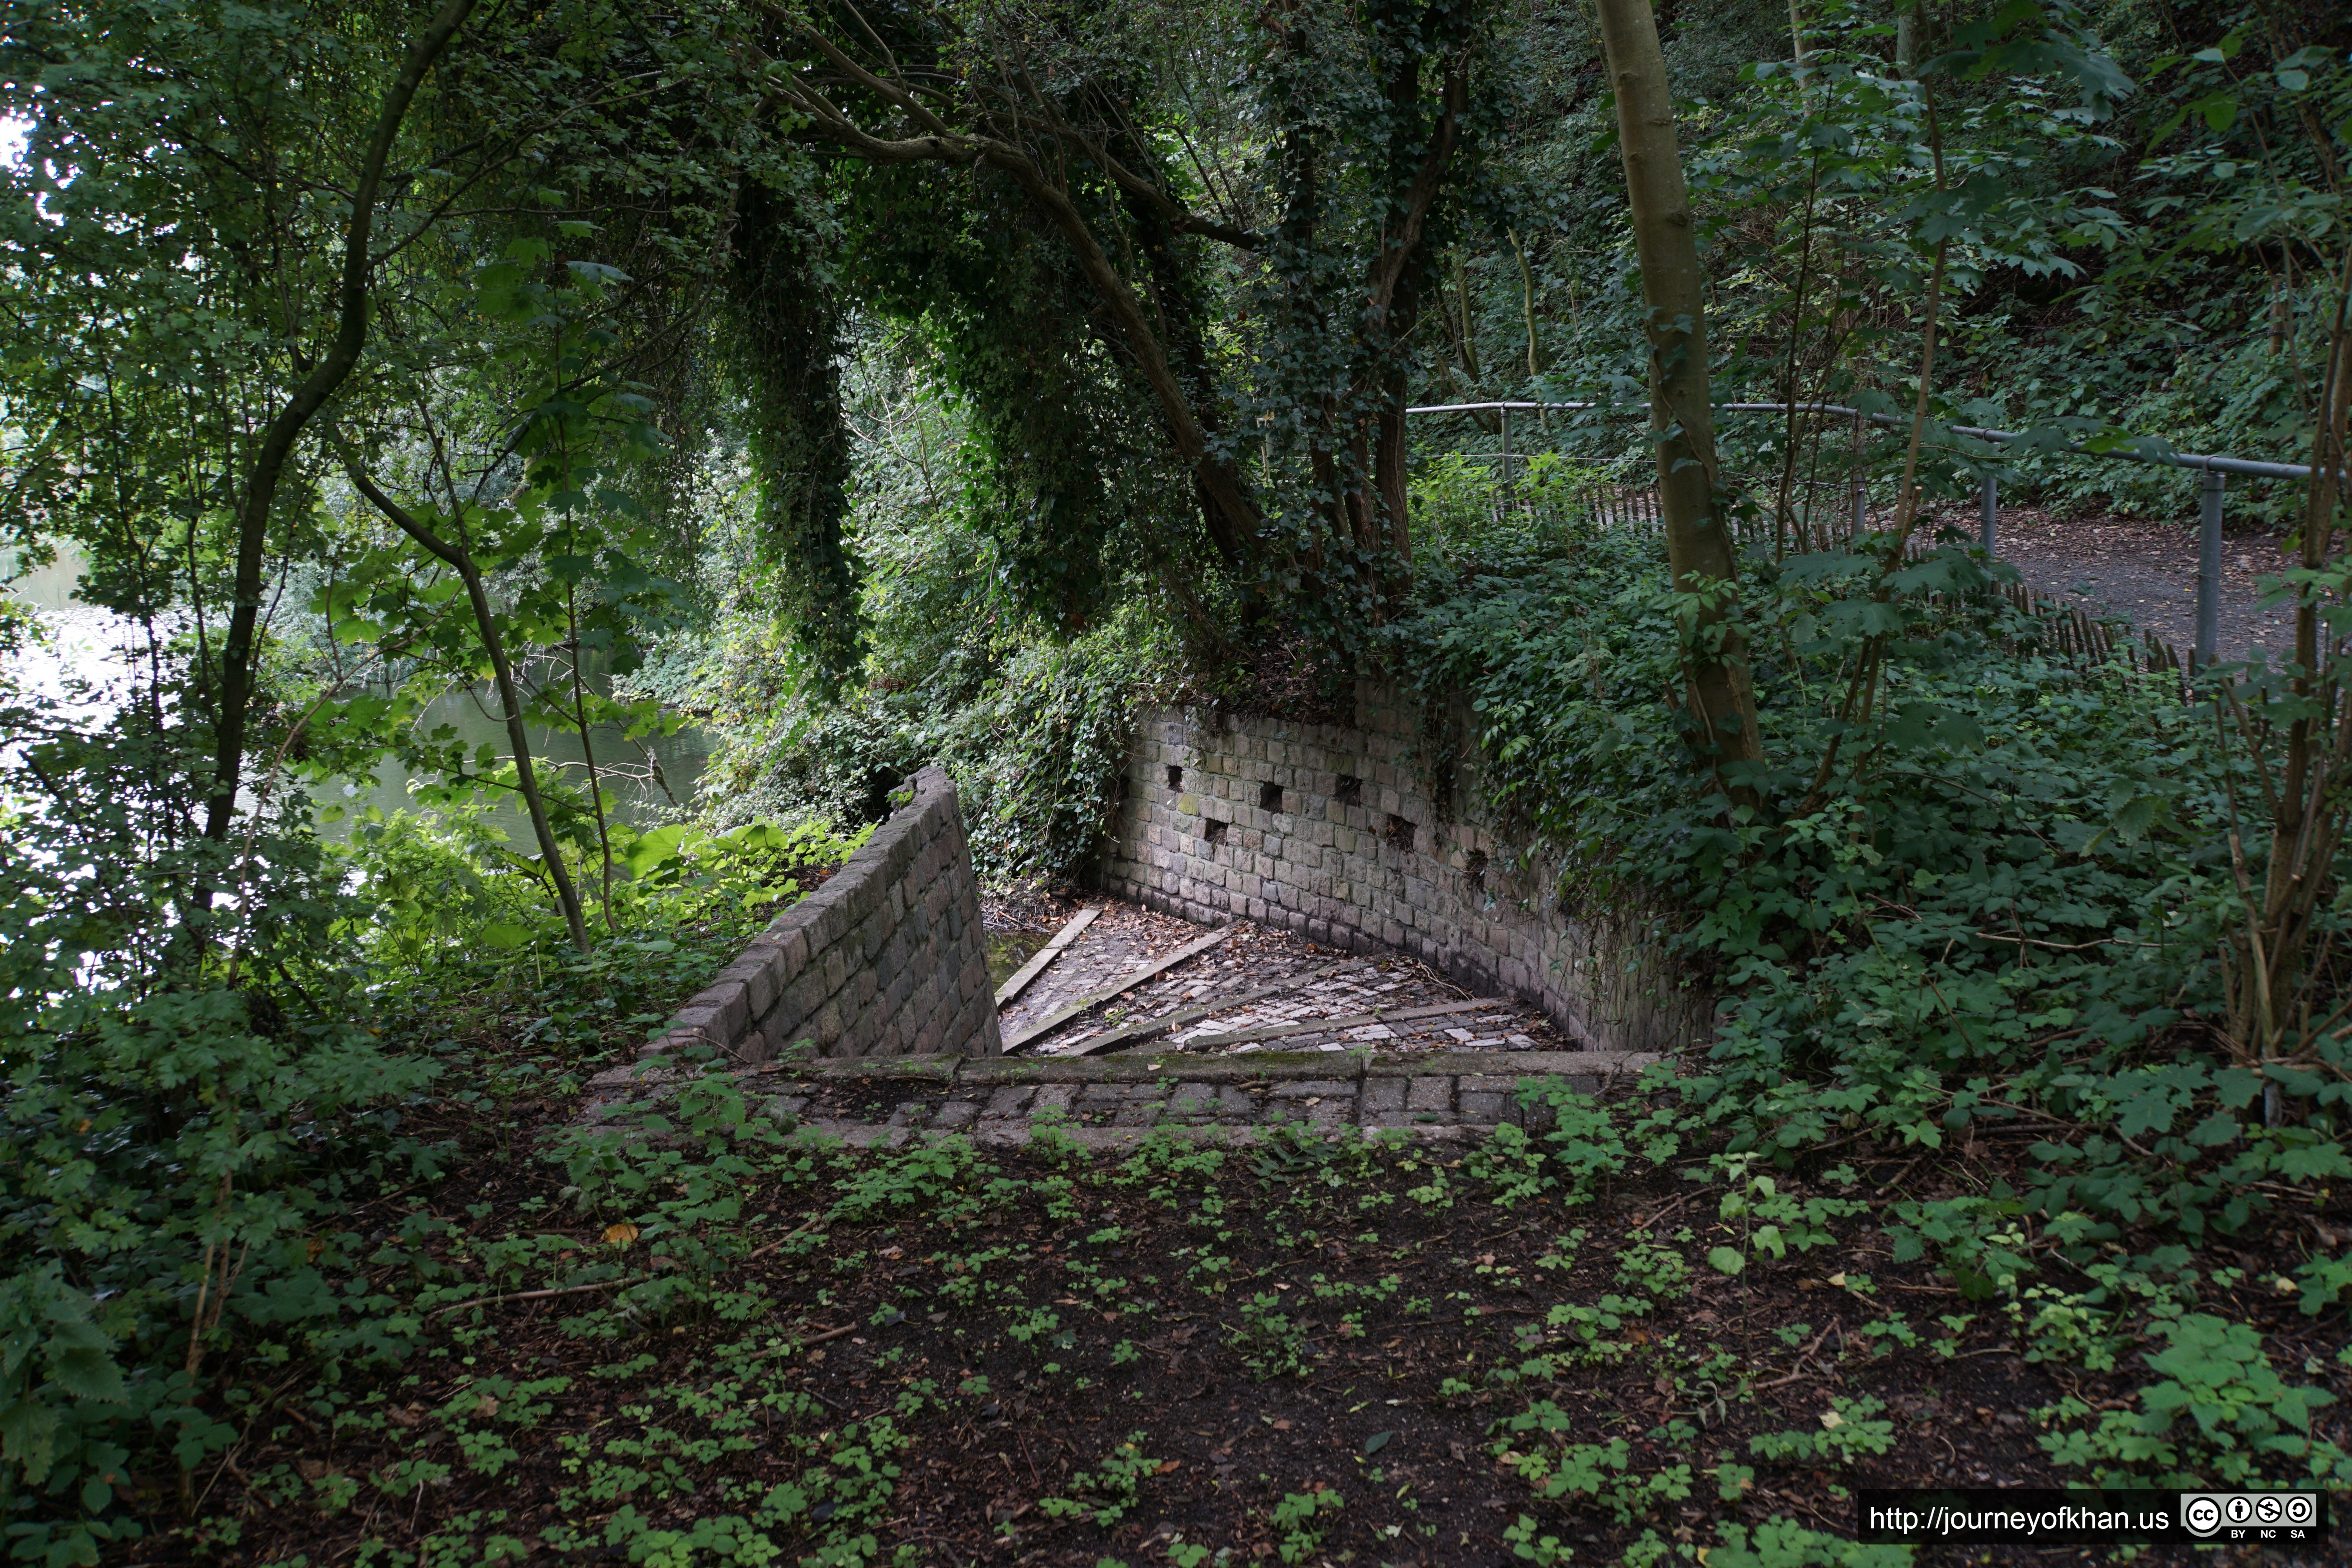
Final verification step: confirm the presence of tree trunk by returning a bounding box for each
[340,458,596,952]
[1595,0,1767,782]
[199,0,479,871]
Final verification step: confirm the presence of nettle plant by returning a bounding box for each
[2039,1313,2352,1488]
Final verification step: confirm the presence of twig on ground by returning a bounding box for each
[1751,1323,1838,1389]
[430,1276,646,1320]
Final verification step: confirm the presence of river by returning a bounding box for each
[4,548,714,844]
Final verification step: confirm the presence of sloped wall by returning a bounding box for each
[637,766,1000,1066]
[1100,683,1706,1056]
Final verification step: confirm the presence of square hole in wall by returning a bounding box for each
[1384,814,1416,853]
[1334,773,1363,807]
[1166,764,1183,788]
[1259,780,1284,812]
[1466,847,1489,889]
[1203,818,1230,847]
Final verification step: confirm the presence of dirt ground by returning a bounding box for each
[189,1091,2348,1568]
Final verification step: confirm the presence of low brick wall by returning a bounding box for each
[1101,683,1708,1056]
[635,766,1000,1065]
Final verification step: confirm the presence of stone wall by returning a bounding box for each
[1100,682,1708,1056]
[637,766,1000,1065]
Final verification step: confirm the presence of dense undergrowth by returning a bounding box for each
[0,697,867,1566]
[1390,490,2352,1488]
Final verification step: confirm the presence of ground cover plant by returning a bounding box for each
[103,1073,2352,1566]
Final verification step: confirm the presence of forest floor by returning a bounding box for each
[195,1067,2347,1568]
[179,895,2351,1567]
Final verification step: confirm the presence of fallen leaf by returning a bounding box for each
[1364,1430,1393,1455]
[1820,1410,1846,1430]
[296,1459,329,1481]
[603,1223,639,1246]
[387,1406,423,1429]
[472,1395,499,1420]
[1155,1459,1182,1474]
[1271,1419,1292,1430]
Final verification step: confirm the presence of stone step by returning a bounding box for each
[586,1047,1668,1147]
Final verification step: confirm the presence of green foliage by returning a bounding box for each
[1265,1486,1345,1564]
[1695,1517,1915,1568]
[342,809,863,1077]
[1035,1432,1166,1528]
[0,693,438,1559]
[1508,1081,1637,1205]
[2038,1313,2352,1487]
[1228,1294,1309,1381]
[699,601,1175,883]
[1747,1397,1898,1465]
[1392,515,2344,1262]
[1492,1416,1694,1523]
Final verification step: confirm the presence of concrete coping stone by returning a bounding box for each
[690,1048,1664,1090]
[773,1056,962,1083]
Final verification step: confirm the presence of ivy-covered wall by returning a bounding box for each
[1101,683,1709,1056]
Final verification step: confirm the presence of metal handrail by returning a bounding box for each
[1405,398,2338,667]
[1406,399,2319,481]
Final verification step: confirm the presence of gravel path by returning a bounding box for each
[1932,505,2299,665]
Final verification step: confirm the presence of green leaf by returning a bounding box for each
[0,1396,61,1484]
[1363,1430,1392,1454]
[50,1337,127,1404]
[1707,1247,1746,1276]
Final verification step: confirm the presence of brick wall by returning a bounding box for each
[1101,682,1707,1055]
[636,766,1000,1065]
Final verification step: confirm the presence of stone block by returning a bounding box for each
[1456,1090,1509,1123]
[1167,1083,1220,1118]
[984,1084,1035,1116]
[1270,1079,1354,1097]
[1405,1076,1452,1111]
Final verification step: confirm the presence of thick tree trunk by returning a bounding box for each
[1595,0,1767,781]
